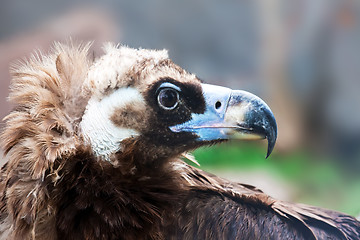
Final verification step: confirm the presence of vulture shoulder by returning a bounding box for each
[174,164,360,240]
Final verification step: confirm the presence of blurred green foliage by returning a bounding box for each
[191,141,360,216]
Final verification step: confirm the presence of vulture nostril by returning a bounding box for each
[215,101,222,110]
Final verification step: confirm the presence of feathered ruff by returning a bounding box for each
[3,41,92,178]
[0,41,92,239]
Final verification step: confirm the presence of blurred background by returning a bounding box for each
[0,0,359,216]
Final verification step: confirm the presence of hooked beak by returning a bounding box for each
[170,83,277,158]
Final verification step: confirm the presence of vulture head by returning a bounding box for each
[77,43,276,165]
[1,42,358,240]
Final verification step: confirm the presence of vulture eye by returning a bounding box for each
[157,88,179,110]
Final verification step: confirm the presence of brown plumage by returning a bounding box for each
[0,42,359,239]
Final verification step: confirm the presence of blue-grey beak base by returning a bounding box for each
[170,84,232,141]
[170,84,277,158]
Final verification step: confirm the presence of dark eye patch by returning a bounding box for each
[145,78,206,127]
[177,81,205,114]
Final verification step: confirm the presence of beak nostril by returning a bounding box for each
[215,101,222,109]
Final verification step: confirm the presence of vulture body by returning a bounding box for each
[0,42,359,239]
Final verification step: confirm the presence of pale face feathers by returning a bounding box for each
[80,87,143,159]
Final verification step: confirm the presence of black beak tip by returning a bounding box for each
[266,138,276,159]
[265,118,277,159]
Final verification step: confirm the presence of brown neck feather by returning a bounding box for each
[47,146,184,240]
